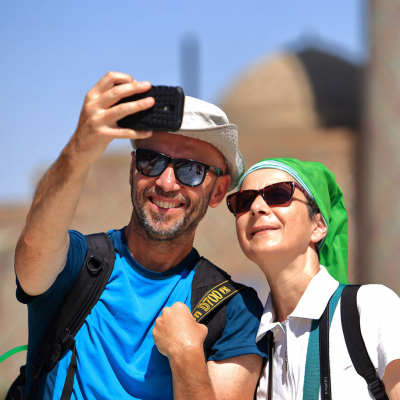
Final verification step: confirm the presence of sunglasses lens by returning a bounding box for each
[263,183,294,206]
[136,150,167,176]
[175,161,206,187]
[227,182,295,214]
[228,190,258,214]
[136,149,208,187]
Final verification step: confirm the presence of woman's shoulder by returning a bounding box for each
[354,284,400,378]
[357,283,400,306]
[355,284,400,327]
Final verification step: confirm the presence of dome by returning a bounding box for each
[220,47,361,132]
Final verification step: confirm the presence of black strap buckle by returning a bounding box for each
[364,369,386,399]
[368,379,386,399]
[61,329,76,350]
[31,357,44,379]
[86,254,104,275]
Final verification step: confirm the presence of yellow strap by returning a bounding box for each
[191,280,243,323]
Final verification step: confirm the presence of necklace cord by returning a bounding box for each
[0,345,28,363]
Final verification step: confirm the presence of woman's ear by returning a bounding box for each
[311,213,328,244]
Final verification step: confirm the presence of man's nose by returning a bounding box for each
[155,165,181,192]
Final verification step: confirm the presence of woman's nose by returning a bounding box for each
[249,194,272,216]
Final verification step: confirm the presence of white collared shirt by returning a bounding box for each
[256,266,400,399]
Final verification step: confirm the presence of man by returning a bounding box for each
[15,72,265,400]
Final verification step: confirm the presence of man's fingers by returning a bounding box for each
[99,80,153,110]
[88,71,134,98]
[105,96,155,125]
[72,72,157,159]
[111,127,153,140]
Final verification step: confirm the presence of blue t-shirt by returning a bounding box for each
[17,229,265,400]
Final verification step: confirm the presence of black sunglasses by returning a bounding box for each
[227,181,310,214]
[134,148,224,187]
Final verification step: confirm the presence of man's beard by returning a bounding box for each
[131,184,211,242]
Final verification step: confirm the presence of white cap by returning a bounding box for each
[131,96,244,190]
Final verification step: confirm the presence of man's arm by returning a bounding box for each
[208,356,262,400]
[15,71,155,296]
[383,359,400,400]
[153,302,263,400]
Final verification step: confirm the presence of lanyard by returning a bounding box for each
[302,284,345,400]
[266,331,274,400]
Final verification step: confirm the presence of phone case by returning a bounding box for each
[116,86,185,132]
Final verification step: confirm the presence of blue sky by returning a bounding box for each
[0,0,367,204]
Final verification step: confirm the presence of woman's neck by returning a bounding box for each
[262,250,321,322]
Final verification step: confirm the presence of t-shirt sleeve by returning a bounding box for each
[16,230,88,308]
[208,287,267,361]
[358,284,400,379]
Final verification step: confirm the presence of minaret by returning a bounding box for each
[180,34,200,98]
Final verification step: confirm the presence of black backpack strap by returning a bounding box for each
[27,233,115,400]
[5,365,27,400]
[341,285,388,400]
[191,257,247,359]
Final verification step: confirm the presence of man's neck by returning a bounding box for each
[124,224,195,273]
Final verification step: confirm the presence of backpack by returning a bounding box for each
[341,285,388,400]
[6,232,249,400]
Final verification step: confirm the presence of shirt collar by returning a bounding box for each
[256,265,338,342]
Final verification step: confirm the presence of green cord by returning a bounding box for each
[0,345,28,363]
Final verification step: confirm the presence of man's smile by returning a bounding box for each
[148,193,186,211]
[150,197,184,209]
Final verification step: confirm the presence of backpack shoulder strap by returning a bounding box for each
[341,285,388,400]
[27,233,115,400]
[191,257,247,359]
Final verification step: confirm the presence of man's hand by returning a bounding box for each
[153,302,208,360]
[153,303,217,400]
[152,302,262,400]
[69,71,155,167]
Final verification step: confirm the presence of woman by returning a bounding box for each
[226,157,400,399]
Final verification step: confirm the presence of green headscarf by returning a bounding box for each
[238,157,349,284]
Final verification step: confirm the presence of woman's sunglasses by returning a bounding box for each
[134,148,224,188]
[226,181,310,214]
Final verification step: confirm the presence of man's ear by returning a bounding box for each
[129,151,135,187]
[310,213,328,244]
[209,175,231,208]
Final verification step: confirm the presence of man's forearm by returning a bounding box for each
[25,145,89,247]
[170,348,216,400]
[15,144,90,295]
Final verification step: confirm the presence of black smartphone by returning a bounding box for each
[116,85,185,132]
